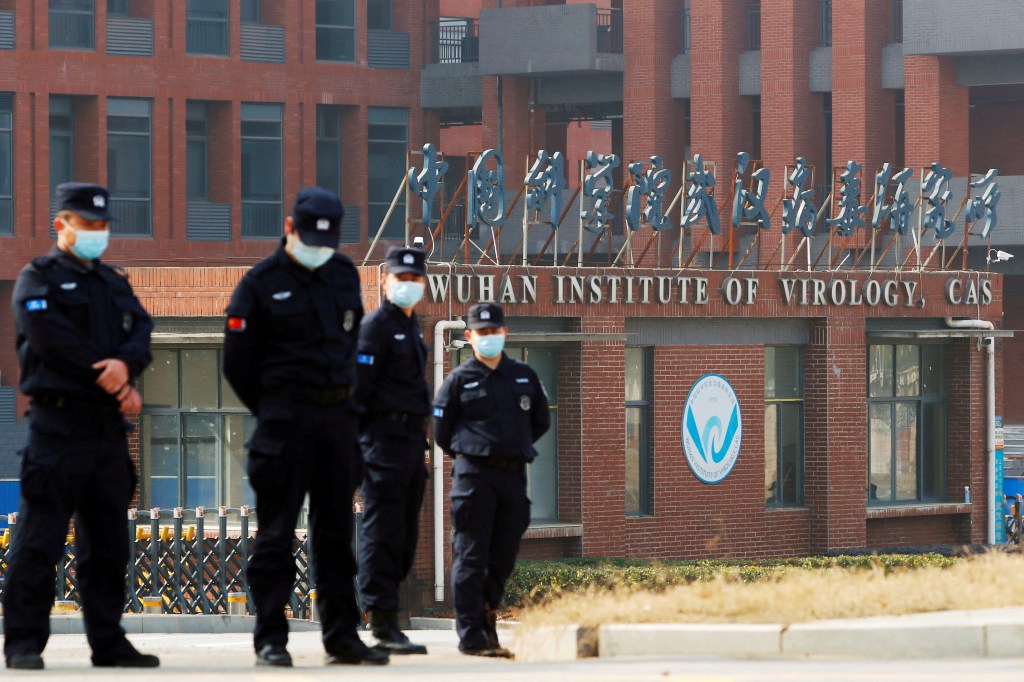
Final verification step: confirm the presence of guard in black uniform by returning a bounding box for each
[4,182,158,670]
[433,303,550,657]
[222,187,387,668]
[354,246,431,655]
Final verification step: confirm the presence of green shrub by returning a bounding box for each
[503,554,958,608]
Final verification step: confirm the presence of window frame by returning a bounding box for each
[0,92,12,235]
[367,0,391,31]
[866,343,949,505]
[625,346,653,516]
[316,0,356,62]
[240,102,283,239]
[186,101,209,201]
[49,0,95,50]
[106,96,152,235]
[764,346,804,508]
[186,0,229,56]
[367,106,408,241]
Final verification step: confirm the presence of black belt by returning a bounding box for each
[281,385,353,405]
[32,393,121,420]
[456,454,526,471]
[370,411,428,430]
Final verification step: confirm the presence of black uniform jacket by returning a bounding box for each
[354,299,430,418]
[433,354,550,461]
[222,241,363,415]
[12,247,153,404]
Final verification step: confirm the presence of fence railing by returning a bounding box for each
[429,18,478,65]
[596,9,623,54]
[0,506,360,618]
[49,9,94,49]
[186,17,229,55]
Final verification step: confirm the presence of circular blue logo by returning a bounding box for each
[681,374,742,484]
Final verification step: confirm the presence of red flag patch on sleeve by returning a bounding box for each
[227,317,247,332]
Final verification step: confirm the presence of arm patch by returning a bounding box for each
[357,354,375,366]
[25,299,48,312]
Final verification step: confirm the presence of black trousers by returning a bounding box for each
[357,420,427,613]
[449,456,530,650]
[245,401,362,654]
[2,406,136,661]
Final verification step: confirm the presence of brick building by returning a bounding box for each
[0,0,1021,614]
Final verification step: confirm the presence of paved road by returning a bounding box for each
[6,631,1023,681]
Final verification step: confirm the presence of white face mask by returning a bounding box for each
[288,232,334,269]
[472,332,506,359]
[388,280,425,308]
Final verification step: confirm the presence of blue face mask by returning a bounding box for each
[67,225,110,261]
[473,332,506,359]
[388,280,425,308]
[290,235,335,269]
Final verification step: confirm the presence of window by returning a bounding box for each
[50,96,75,218]
[241,102,282,238]
[241,0,259,23]
[107,0,128,16]
[746,2,760,51]
[367,107,407,240]
[187,0,228,55]
[625,347,652,515]
[186,101,208,200]
[141,348,256,517]
[0,92,11,235]
[765,347,804,506]
[819,0,832,47]
[50,0,94,50]
[868,344,947,503]
[367,0,390,30]
[316,105,342,199]
[316,0,355,62]
[106,97,151,234]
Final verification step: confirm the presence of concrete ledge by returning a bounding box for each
[513,624,595,662]
[782,619,985,658]
[0,614,321,635]
[600,623,783,658]
[410,617,455,630]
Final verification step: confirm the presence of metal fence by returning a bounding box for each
[596,9,623,54]
[0,506,360,619]
[429,18,478,65]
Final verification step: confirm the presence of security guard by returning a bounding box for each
[222,187,387,668]
[354,246,430,655]
[433,303,550,657]
[4,182,158,670]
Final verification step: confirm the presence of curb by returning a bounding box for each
[410,616,518,632]
[0,614,321,635]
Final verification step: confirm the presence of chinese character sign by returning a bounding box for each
[524,150,567,229]
[781,157,818,237]
[827,161,867,237]
[625,155,673,231]
[580,150,620,233]
[966,169,1000,240]
[408,143,448,221]
[468,149,506,228]
[872,164,914,235]
[921,163,955,239]
[731,152,771,231]
[682,154,720,234]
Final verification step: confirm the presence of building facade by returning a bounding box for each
[0,0,1021,614]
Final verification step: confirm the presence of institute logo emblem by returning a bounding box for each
[681,374,742,484]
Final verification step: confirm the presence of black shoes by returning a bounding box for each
[369,609,428,655]
[255,644,293,667]
[92,649,160,668]
[458,643,514,659]
[6,653,44,670]
[326,634,390,666]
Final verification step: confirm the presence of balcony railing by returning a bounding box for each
[747,3,760,50]
[820,0,832,47]
[49,9,94,49]
[109,199,151,236]
[679,7,690,54]
[892,0,903,43]
[596,9,622,54]
[430,18,478,65]
[242,201,282,238]
[187,17,228,55]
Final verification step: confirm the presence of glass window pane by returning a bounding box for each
[765,346,801,398]
[868,345,893,398]
[626,406,642,514]
[181,348,219,409]
[367,0,390,30]
[220,370,245,410]
[895,402,918,500]
[316,26,355,61]
[241,102,282,122]
[923,402,946,500]
[187,139,207,200]
[182,414,218,507]
[143,414,180,508]
[764,404,779,504]
[869,403,892,502]
[142,349,179,408]
[625,347,644,402]
[316,0,354,26]
[223,414,257,509]
[107,97,150,117]
[779,403,801,504]
[895,345,919,397]
[922,345,946,397]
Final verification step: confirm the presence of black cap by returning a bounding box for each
[292,187,344,248]
[385,246,427,276]
[56,182,113,221]
[467,303,505,330]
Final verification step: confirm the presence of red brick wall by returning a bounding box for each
[969,99,1024,176]
[904,55,969,177]
[866,515,972,547]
